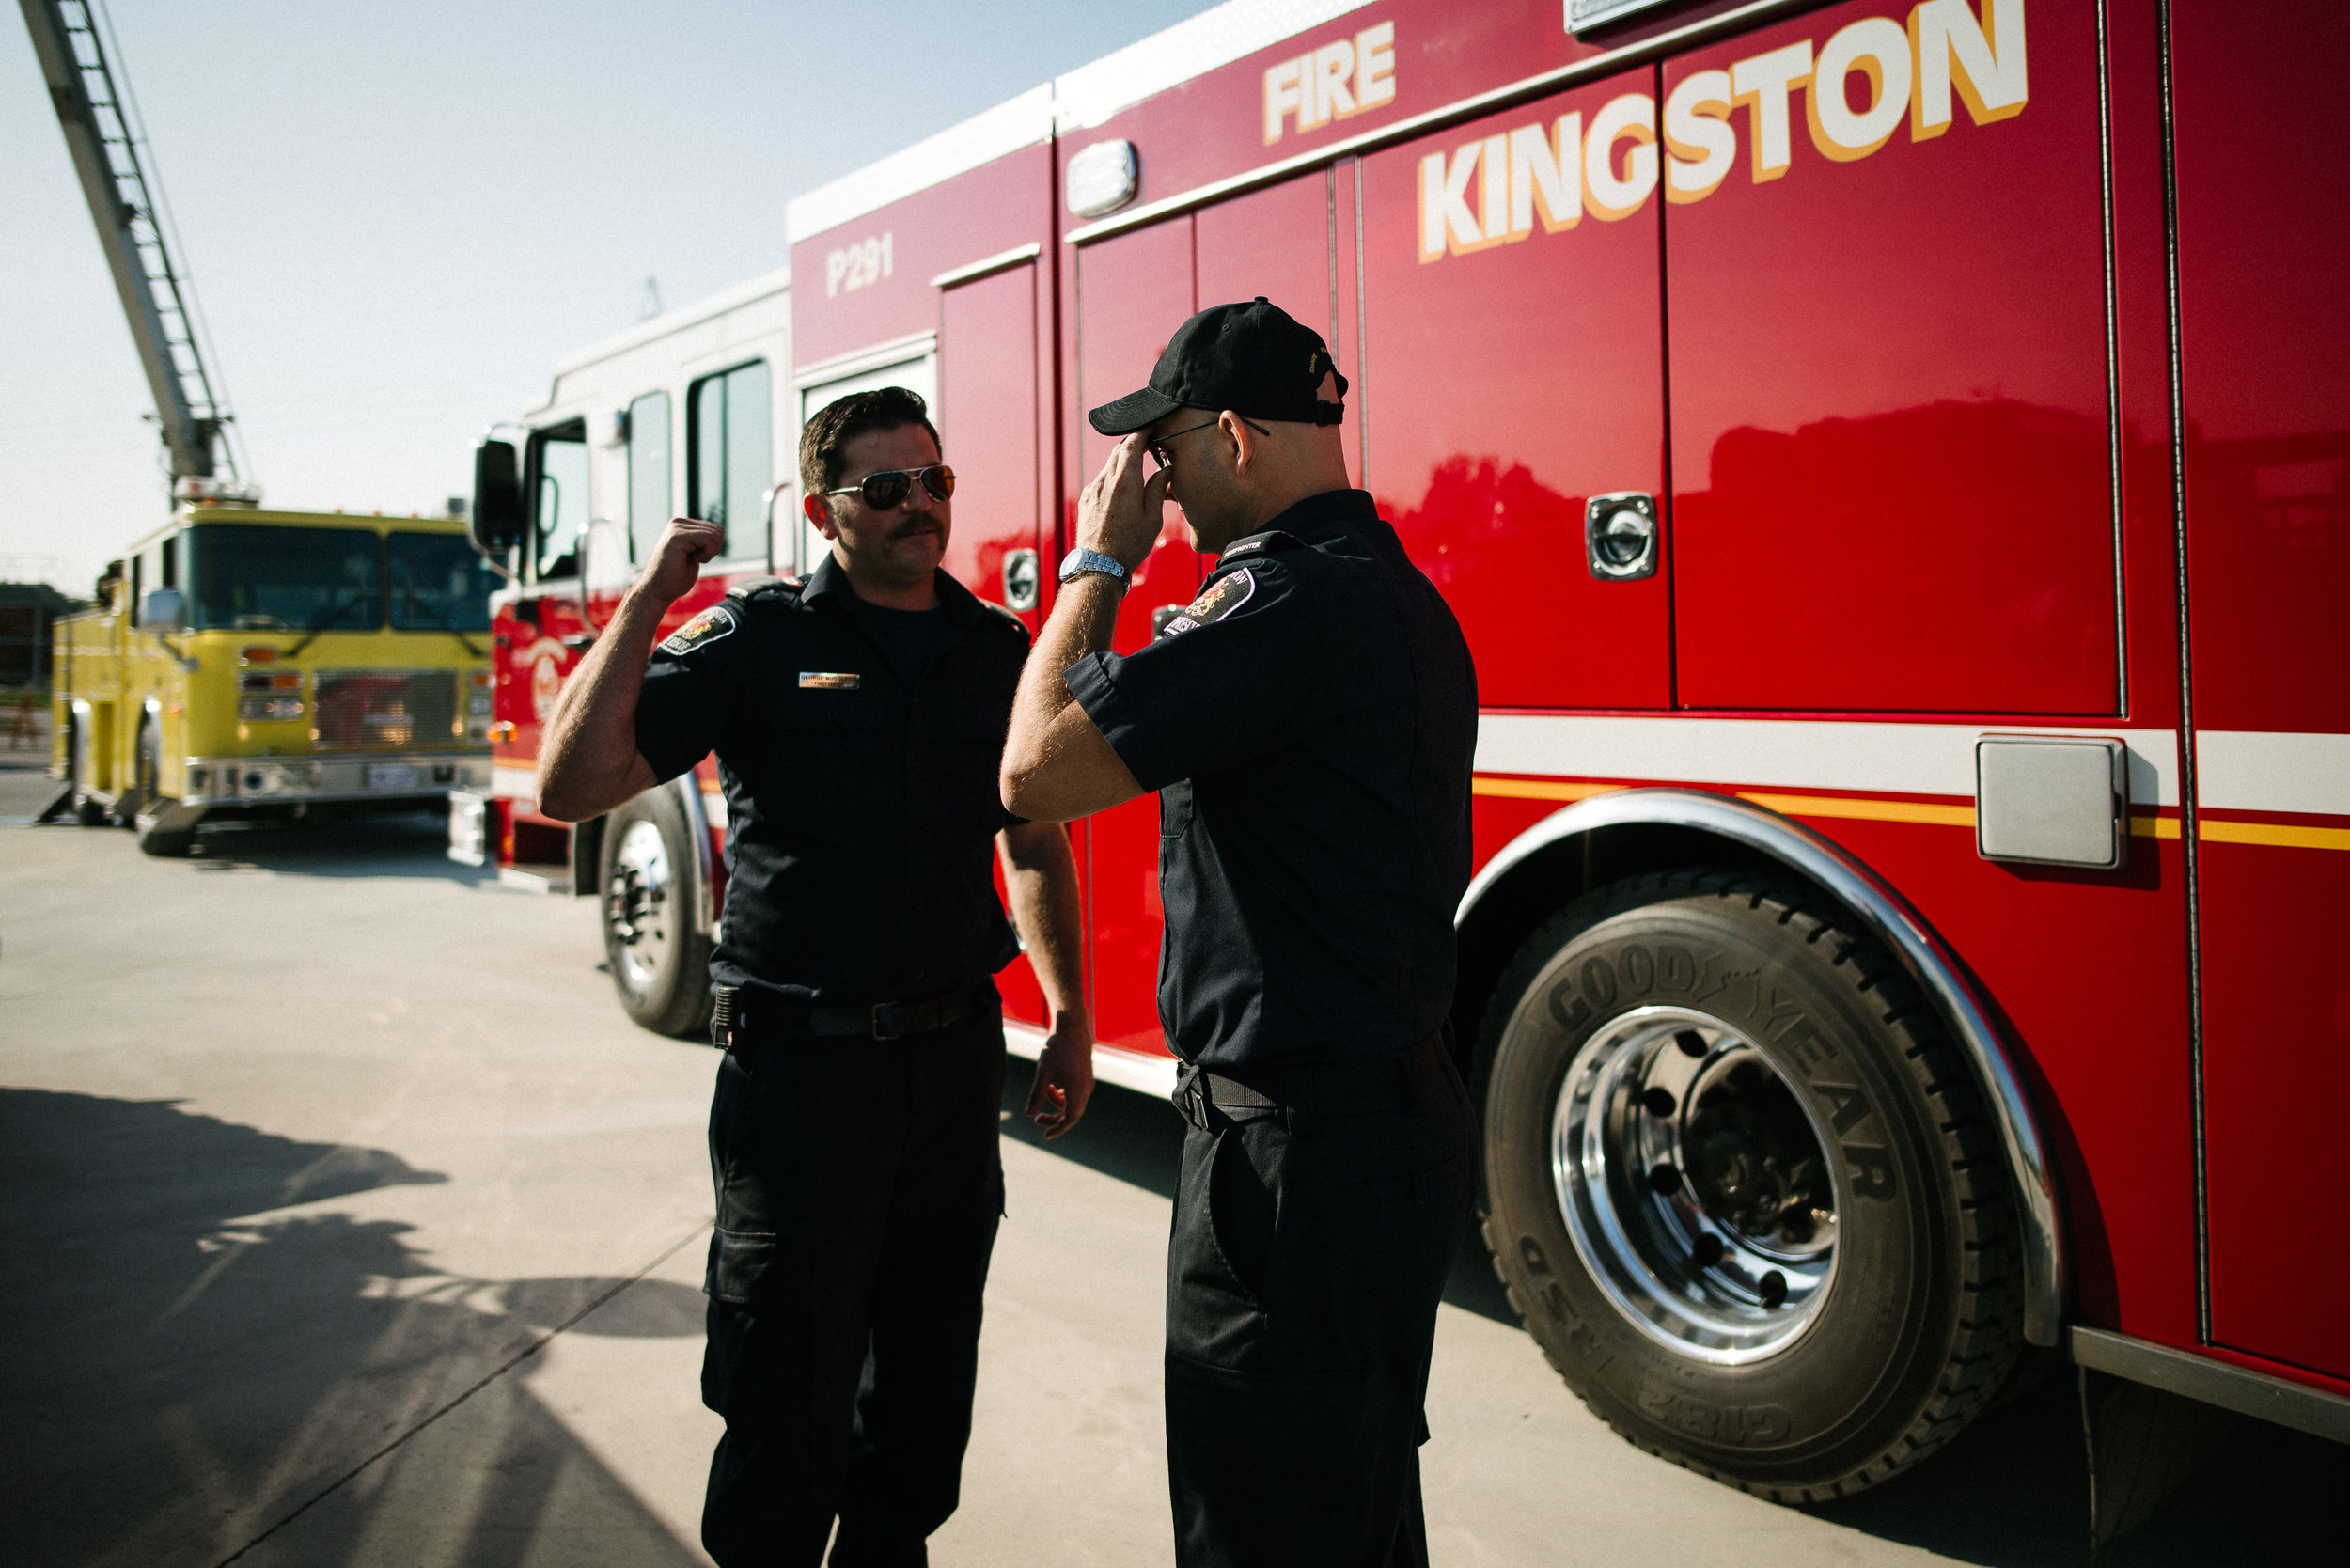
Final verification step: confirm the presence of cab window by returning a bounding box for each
[689,361,771,557]
[627,390,672,562]
[387,532,497,633]
[187,525,383,633]
[529,419,590,582]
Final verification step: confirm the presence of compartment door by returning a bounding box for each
[1665,0,2118,713]
[1073,219,1198,1055]
[939,261,1043,625]
[2176,0,2350,1379]
[939,259,1050,1029]
[1358,67,1671,710]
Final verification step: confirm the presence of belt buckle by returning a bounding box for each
[870,1001,903,1042]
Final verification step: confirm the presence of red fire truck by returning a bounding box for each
[468,0,2347,1514]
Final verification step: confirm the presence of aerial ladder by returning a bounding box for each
[19,0,254,503]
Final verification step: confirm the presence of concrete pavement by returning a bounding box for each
[0,760,2334,1565]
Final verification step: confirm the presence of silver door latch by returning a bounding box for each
[1585,492,1658,580]
[1001,548,1041,611]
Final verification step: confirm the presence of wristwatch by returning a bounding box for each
[1058,546,1131,586]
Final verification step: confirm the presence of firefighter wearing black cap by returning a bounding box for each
[538,385,1095,1568]
[1002,298,1480,1567]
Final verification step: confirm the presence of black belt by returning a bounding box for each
[713,981,995,1046]
[1173,1034,1447,1130]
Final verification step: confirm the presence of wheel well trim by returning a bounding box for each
[1457,787,2062,1347]
[670,775,716,936]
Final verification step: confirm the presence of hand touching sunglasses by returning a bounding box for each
[822,464,956,510]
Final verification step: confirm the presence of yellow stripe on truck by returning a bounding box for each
[1475,776,2350,852]
[1470,777,1622,803]
[1733,792,1976,828]
[2195,817,2350,852]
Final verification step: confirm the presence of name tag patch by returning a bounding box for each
[1158,567,1255,639]
[658,604,737,656]
[799,671,862,689]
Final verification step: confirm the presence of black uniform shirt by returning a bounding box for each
[633,554,1030,1002]
[1066,489,1478,1072]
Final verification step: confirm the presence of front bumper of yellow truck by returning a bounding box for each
[182,751,493,806]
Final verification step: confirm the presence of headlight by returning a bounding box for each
[237,697,306,721]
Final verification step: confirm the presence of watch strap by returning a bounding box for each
[1058,546,1130,585]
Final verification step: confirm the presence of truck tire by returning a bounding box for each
[136,819,196,856]
[1476,868,2023,1502]
[599,787,714,1040]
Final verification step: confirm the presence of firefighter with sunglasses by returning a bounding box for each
[537,385,1093,1567]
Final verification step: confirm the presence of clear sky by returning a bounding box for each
[0,0,1207,594]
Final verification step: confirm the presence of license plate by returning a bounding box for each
[366,763,420,792]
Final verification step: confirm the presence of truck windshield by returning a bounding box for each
[387,531,496,632]
[188,524,383,633]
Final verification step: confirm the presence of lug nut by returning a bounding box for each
[1759,1270,1788,1309]
[1675,1029,1708,1058]
[1648,1162,1683,1195]
[1641,1087,1677,1118]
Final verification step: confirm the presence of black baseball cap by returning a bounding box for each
[1088,296,1349,435]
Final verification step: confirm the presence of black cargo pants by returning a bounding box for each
[1164,1040,1476,1568]
[699,1006,1007,1568]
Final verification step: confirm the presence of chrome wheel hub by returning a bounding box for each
[1552,1005,1839,1364]
[606,820,675,991]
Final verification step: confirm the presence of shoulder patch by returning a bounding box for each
[1157,566,1255,639]
[658,604,739,657]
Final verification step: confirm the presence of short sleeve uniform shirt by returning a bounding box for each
[632,555,1029,1003]
[1066,489,1478,1072]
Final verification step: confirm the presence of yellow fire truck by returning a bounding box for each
[24,3,493,853]
[50,504,495,855]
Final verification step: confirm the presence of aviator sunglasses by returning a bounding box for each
[822,464,956,510]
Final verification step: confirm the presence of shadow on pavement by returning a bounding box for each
[16,797,499,885]
[500,1274,707,1338]
[0,1087,705,1568]
[169,806,501,884]
[1794,1360,2339,1565]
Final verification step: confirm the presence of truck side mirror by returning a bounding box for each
[471,438,525,553]
[136,587,186,631]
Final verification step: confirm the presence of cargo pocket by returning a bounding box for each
[1159,777,1195,839]
[704,1225,776,1306]
[1206,1126,1276,1303]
